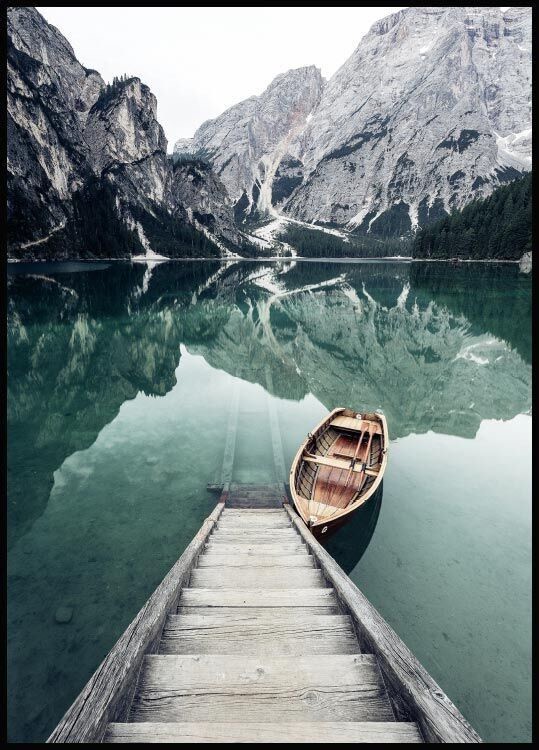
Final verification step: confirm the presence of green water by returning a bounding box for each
[7,259,531,742]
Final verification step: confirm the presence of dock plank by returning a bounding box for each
[129,654,394,724]
[225,497,284,508]
[217,516,291,526]
[189,568,325,589]
[209,529,298,540]
[197,554,314,568]
[178,588,340,612]
[105,721,422,743]
[160,614,359,655]
[177,605,340,617]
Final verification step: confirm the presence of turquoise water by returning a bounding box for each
[7,259,531,742]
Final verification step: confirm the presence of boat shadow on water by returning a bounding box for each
[319,482,383,575]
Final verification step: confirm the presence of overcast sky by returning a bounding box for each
[37,6,406,148]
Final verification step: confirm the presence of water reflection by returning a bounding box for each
[7,260,531,547]
[7,259,531,743]
[322,483,383,574]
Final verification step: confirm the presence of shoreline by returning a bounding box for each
[7,255,523,265]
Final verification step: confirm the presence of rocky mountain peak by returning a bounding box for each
[7,6,245,260]
[174,65,324,220]
[177,5,531,235]
[282,4,532,232]
[85,76,167,175]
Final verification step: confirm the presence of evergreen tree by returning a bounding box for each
[412,173,532,260]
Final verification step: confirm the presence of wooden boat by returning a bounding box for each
[289,407,388,538]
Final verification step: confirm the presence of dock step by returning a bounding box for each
[209,528,298,539]
[177,588,340,613]
[105,721,422,743]
[159,614,359,655]
[189,567,325,589]
[128,654,395,724]
[99,500,427,744]
[197,553,314,567]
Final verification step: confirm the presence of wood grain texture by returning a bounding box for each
[189,567,325,589]
[104,721,423,743]
[283,504,481,743]
[219,509,288,516]
[177,605,340,617]
[47,503,225,744]
[210,528,298,538]
[216,521,291,530]
[204,543,306,555]
[224,498,284,508]
[197,554,314,568]
[129,654,394,723]
[177,588,340,611]
[160,614,359,655]
[217,514,290,524]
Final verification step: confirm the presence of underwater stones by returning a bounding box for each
[55,605,73,624]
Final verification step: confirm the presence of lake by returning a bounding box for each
[7,258,531,742]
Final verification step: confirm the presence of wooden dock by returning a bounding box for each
[48,484,482,743]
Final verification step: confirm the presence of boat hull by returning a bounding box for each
[289,407,388,537]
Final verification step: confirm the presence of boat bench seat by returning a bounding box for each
[331,416,382,435]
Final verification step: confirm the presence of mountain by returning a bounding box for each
[8,6,532,259]
[177,6,531,236]
[174,66,324,222]
[7,7,247,260]
[413,172,532,261]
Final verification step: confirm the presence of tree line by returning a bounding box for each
[279,224,411,258]
[413,172,532,260]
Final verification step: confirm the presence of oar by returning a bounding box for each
[344,426,372,491]
[329,425,366,508]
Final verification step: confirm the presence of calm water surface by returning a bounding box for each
[7,259,531,742]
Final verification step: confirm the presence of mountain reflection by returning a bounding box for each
[7,259,531,545]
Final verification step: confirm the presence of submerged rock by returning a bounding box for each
[54,606,73,624]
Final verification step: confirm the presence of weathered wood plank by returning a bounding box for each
[177,605,340,617]
[227,489,284,497]
[129,654,394,723]
[218,518,291,534]
[189,568,325,589]
[225,499,284,508]
[105,721,423,743]
[221,508,285,513]
[218,512,289,520]
[283,504,482,743]
[178,588,340,611]
[204,543,306,555]
[197,554,314,568]
[228,484,283,491]
[159,614,359,655]
[47,503,225,744]
[209,529,298,539]
[207,538,299,547]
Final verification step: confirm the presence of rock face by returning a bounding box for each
[7,6,103,251]
[7,7,242,259]
[286,6,532,233]
[177,6,531,235]
[174,66,324,222]
[169,159,245,250]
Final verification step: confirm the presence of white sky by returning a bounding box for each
[37,6,405,148]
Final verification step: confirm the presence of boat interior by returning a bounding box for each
[296,414,384,521]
